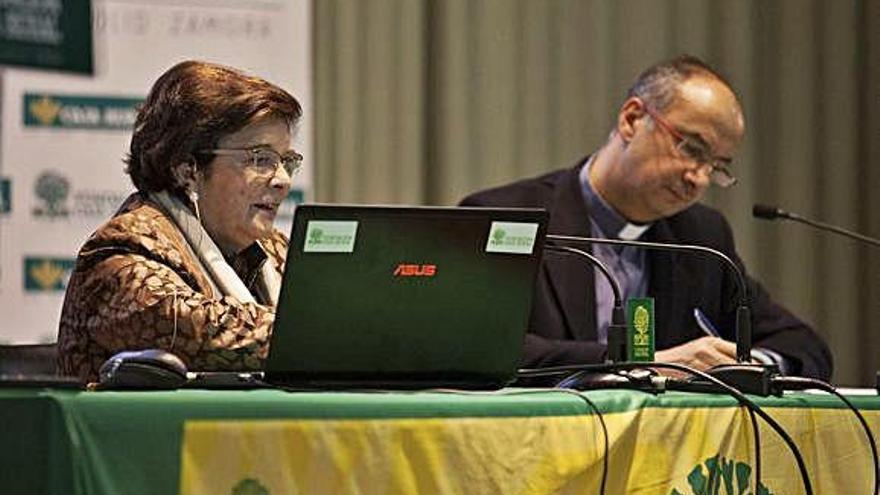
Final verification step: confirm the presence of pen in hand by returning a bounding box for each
[693,308,722,338]
[693,308,773,367]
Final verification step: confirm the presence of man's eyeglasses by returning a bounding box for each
[198,147,303,177]
[642,105,737,188]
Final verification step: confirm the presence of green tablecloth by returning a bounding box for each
[2,387,878,494]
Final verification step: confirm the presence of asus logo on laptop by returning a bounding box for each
[393,263,437,277]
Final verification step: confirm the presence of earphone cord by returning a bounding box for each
[170,287,179,351]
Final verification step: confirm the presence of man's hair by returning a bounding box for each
[125,60,302,193]
[625,55,737,112]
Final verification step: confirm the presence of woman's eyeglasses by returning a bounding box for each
[199,147,303,177]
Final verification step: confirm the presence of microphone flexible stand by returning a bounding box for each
[543,246,660,391]
[545,245,626,362]
[546,234,781,396]
[754,204,880,247]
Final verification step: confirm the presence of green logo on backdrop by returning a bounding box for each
[24,94,143,129]
[671,454,773,495]
[627,297,654,361]
[24,257,75,291]
[32,171,70,217]
[231,478,269,495]
[0,178,10,214]
[303,220,358,253]
[486,221,539,255]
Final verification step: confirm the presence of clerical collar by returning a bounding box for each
[579,155,651,240]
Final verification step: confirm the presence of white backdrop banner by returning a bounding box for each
[0,0,312,343]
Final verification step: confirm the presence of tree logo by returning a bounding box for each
[491,228,507,245]
[32,171,70,217]
[670,455,772,495]
[634,305,649,335]
[308,227,324,245]
[230,478,269,495]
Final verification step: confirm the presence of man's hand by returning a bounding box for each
[654,336,738,374]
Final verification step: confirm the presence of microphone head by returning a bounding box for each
[752,203,782,220]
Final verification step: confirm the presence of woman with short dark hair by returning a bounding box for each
[57,61,303,382]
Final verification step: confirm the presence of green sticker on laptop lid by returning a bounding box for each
[304,221,358,253]
[627,297,655,362]
[486,221,539,255]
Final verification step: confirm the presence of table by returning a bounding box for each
[2,387,878,494]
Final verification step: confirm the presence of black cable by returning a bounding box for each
[546,234,754,363]
[745,405,762,495]
[664,374,764,492]
[387,387,612,495]
[519,362,814,494]
[773,376,879,495]
[544,246,623,304]
[496,389,610,495]
[568,391,609,495]
[543,246,629,362]
[555,367,763,492]
[467,389,610,495]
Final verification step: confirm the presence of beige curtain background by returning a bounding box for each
[314,0,880,386]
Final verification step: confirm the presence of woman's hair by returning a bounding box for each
[125,60,302,193]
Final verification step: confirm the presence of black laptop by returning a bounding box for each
[263,204,548,390]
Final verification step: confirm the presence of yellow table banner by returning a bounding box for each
[179,404,878,494]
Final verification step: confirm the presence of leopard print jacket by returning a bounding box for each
[56,193,288,382]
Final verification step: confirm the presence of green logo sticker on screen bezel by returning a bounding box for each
[303,220,358,253]
[486,221,539,255]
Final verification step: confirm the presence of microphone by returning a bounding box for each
[753,203,880,247]
[545,234,753,363]
[544,234,786,395]
[543,245,627,362]
[542,246,668,392]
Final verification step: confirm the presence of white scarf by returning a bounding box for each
[150,191,281,306]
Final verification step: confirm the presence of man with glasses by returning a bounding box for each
[461,55,832,380]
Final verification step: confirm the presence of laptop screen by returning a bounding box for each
[265,205,548,389]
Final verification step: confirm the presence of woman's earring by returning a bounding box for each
[188,189,201,221]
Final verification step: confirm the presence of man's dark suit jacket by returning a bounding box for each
[460,158,833,380]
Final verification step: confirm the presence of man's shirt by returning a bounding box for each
[578,157,650,343]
